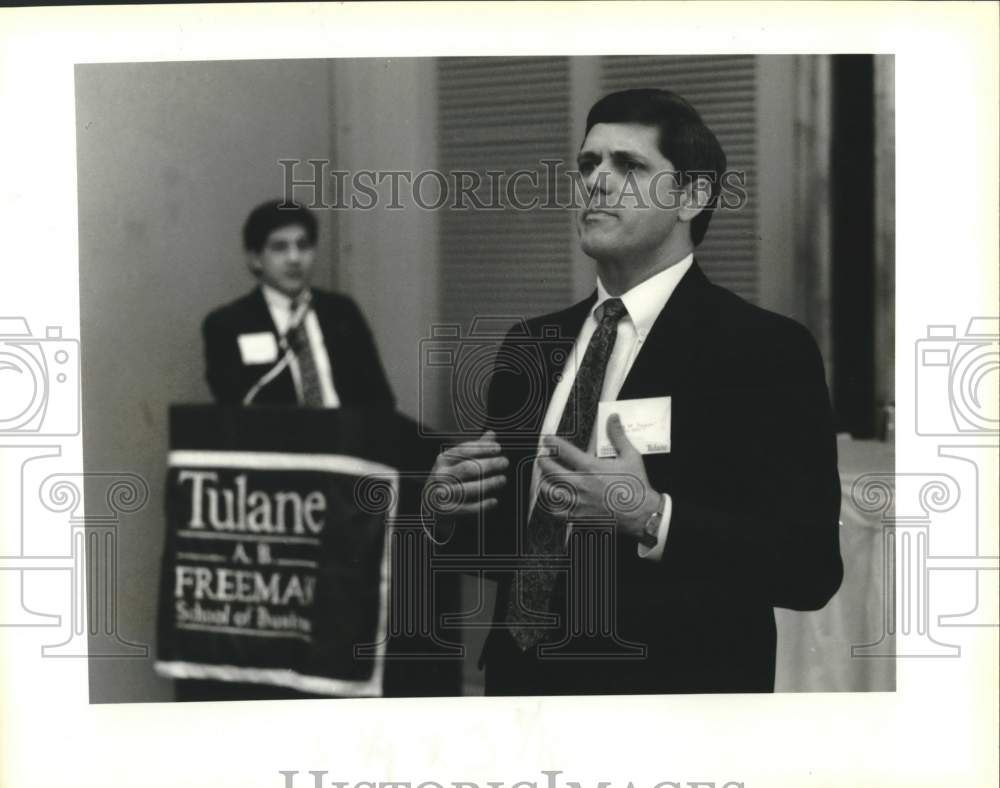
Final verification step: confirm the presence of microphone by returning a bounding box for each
[242,296,311,406]
[241,343,294,406]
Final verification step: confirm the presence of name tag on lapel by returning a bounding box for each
[237,332,279,365]
[596,396,671,457]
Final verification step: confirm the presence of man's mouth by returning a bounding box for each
[582,208,618,221]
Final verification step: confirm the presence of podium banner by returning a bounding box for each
[155,406,402,697]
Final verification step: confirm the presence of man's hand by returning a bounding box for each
[537,414,659,541]
[421,430,509,541]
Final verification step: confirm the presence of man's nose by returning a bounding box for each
[585,166,616,203]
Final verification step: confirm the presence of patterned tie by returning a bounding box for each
[505,297,629,650]
[286,299,324,407]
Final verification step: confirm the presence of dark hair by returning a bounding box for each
[242,200,318,253]
[585,88,727,246]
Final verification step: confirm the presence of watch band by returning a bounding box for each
[637,495,664,548]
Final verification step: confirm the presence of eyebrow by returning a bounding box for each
[576,148,650,166]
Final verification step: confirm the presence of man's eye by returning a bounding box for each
[578,162,595,175]
[624,160,641,172]
[269,242,289,252]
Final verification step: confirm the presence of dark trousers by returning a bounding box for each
[482,630,648,696]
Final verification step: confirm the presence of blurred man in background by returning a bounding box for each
[182,201,398,702]
[202,199,394,409]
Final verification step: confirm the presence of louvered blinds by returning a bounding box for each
[437,57,574,332]
[436,55,762,338]
[600,55,760,302]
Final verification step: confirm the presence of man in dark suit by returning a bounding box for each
[191,203,462,701]
[423,88,843,695]
[185,201,398,702]
[203,200,394,408]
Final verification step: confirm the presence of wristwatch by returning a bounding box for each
[637,495,665,549]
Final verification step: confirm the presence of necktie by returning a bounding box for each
[505,297,629,650]
[286,301,324,407]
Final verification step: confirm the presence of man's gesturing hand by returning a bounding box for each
[421,430,509,542]
[536,414,660,541]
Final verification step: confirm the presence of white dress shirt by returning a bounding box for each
[529,253,694,561]
[261,285,340,408]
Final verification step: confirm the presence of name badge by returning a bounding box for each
[596,396,671,457]
[237,332,279,365]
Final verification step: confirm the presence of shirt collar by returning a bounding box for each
[261,284,310,312]
[594,253,694,339]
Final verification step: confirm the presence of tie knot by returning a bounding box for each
[596,297,627,326]
[289,294,310,329]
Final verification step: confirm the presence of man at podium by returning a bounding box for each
[173,200,406,702]
[202,199,394,409]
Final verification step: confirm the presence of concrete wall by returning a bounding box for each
[77,59,339,702]
[329,59,440,419]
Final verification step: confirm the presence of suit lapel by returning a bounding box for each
[617,260,708,401]
[499,297,595,543]
[506,263,707,436]
[310,291,351,399]
[536,294,596,414]
[310,289,337,342]
[248,287,281,336]
[244,287,296,404]
[496,297,593,456]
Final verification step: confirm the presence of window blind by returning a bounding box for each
[436,55,761,333]
[600,55,760,302]
[437,57,574,332]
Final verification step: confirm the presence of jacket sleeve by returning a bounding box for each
[660,323,844,611]
[202,310,242,404]
[423,325,522,560]
[477,326,536,562]
[340,296,396,408]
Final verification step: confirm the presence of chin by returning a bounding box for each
[579,232,618,259]
[581,236,634,265]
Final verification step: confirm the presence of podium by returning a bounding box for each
[155,405,461,698]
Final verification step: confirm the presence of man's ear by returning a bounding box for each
[246,253,262,277]
[678,176,713,224]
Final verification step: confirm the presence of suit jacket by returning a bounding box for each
[194,290,465,699]
[474,261,844,694]
[202,287,395,408]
